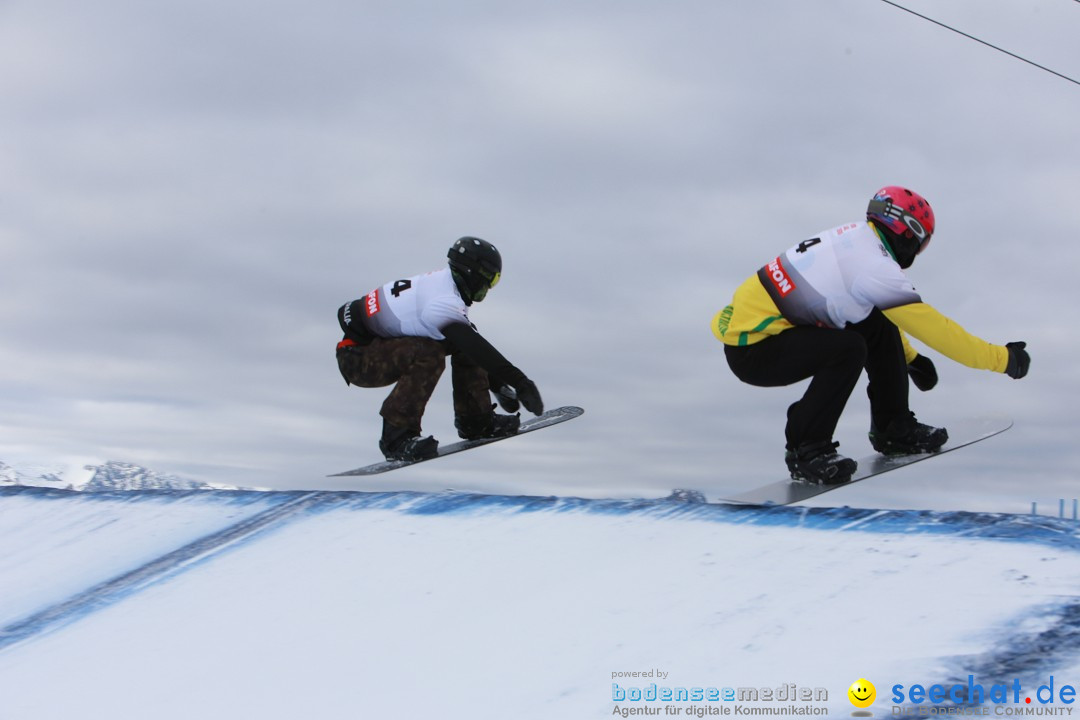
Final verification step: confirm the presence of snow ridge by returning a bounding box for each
[0,491,330,651]
[3,484,1079,547]
[1,485,1079,718]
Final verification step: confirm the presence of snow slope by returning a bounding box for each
[1,485,1079,720]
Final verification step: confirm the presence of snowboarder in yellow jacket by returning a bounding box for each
[712,186,1030,485]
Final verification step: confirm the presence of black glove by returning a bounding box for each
[1005,341,1030,379]
[907,354,938,391]
[512,377,543,416]
[491,383,520,413]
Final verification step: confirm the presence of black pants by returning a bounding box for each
[337,337,491,434]
[724,309,909,450]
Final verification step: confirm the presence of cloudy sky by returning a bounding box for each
[2,0,1078,513]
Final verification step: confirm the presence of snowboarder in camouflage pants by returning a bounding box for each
[336,237,543,461]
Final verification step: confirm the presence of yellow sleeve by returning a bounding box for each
[883,303,1009,373]
[899,330,918,364]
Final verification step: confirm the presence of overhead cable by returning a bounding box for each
[879,0,1080,88]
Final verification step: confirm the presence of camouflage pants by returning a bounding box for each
[336,337,491,433]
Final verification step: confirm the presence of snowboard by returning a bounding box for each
[718,416,1012,506]
[330,405,584,477]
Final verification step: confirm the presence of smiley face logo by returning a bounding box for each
[848,679,876,709]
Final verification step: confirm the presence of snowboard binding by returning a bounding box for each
[785,441,858,486]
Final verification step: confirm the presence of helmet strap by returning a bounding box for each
[450,269,474,306]
[870,221,916,269]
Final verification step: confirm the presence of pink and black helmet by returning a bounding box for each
[867,186,936,255]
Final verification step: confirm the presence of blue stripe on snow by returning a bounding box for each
[4,485,1077,549]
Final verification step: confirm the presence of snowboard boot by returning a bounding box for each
[455,411,521,441]
[379,420,439,462]
[785,440,858,485]
[869,412,948,456]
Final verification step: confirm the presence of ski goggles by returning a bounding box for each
[868,197,933,254]
[478,263,501,289]
[468,262,500,303]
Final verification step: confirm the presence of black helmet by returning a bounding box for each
[448,236,501,304]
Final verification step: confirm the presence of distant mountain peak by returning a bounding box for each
[80,461,213,492]
[1,458,230,491]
